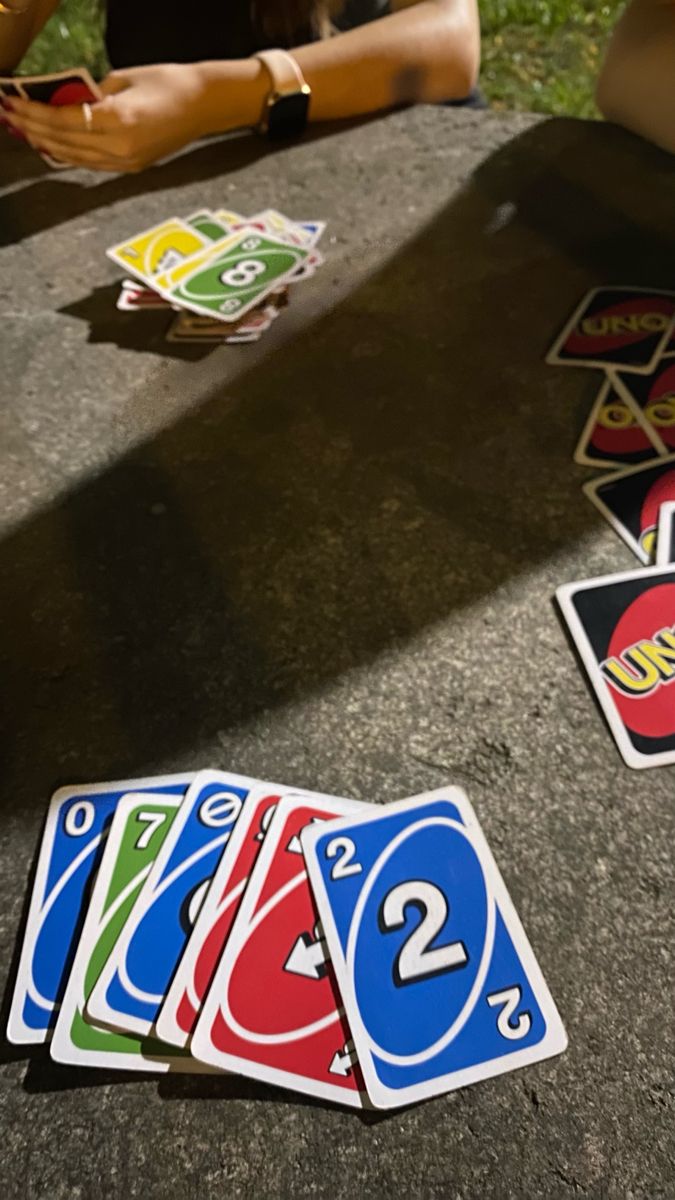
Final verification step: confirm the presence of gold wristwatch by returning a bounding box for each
[254,49,311,141]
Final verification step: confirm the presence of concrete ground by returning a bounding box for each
[0,107,673,1199]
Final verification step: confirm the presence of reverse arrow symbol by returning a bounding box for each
[283,930,328,979]
[329,1041,357,1077]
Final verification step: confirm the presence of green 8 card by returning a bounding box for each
[169,232,310,322]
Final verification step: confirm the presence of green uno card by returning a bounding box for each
[167,231,310,323]
[50,793,201,1071]
[185,209,234,242]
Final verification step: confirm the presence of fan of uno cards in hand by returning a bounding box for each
[0,69,102,167]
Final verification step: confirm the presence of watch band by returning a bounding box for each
[255,49,308,96]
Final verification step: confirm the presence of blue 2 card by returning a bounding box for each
[302,789,567,1109]
[6,774,194,1044]
[87,769,257,1036]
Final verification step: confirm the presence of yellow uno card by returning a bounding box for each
[106,219,210,285]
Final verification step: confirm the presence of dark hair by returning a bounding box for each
[252,0,340,45]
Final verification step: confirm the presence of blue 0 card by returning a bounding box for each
[6,774,194,1044]
[302,789,567,1109]
[87,769,257,1037]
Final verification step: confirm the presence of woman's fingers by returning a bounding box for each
[8,118,108,152]
[6,96,111,132]
[97,71,132,98]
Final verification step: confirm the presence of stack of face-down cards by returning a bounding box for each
[547,287,675,767]
[107,208,326,344]
[7,771,567,1109]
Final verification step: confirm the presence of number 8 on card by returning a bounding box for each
[301,789,567,1109]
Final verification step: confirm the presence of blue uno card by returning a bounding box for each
[87,769,258,1036]
[302,789,567,1109]
[6,774,194,1044]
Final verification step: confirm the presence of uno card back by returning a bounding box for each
[574,377,661,468]
[583,454,675,563]
[557,566,675,768]
[614,359,675,454]
[547,287,675,374]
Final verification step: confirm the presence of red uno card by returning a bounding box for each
[547,287,675,374]
[190,793,368,1106]
[156,787,283,1048]
[558,565,675,768]
[574,377,661,468]
[614,360,675,454]
[584,453,675,563]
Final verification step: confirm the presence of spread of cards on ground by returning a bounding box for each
[107,208,326,344]
[0,69,102,168]
[548,286,675,768]
[7,771,567,1108]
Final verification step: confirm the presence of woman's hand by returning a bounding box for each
[3,61,256,173]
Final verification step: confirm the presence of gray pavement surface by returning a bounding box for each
[0,106,674,1199]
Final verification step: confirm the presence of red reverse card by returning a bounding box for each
[190,793,367,1106]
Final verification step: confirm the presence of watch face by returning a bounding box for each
[267,91,310,140]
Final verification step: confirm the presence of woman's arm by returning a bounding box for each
[4,0,480,171]
[596,0,675,153]
[0,0,61,73]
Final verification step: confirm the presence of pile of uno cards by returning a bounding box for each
[8,770,567,1109]
[0,68,102,169]
[107,208,326,344]
[548,286,675,768]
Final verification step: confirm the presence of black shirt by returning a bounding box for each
[106,0,391,70]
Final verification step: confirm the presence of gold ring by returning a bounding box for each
[82,102,93,130]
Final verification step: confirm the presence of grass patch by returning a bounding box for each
[20,0,625,117]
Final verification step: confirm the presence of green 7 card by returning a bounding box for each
[165,231,310,323]
[51,793,203,1071]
